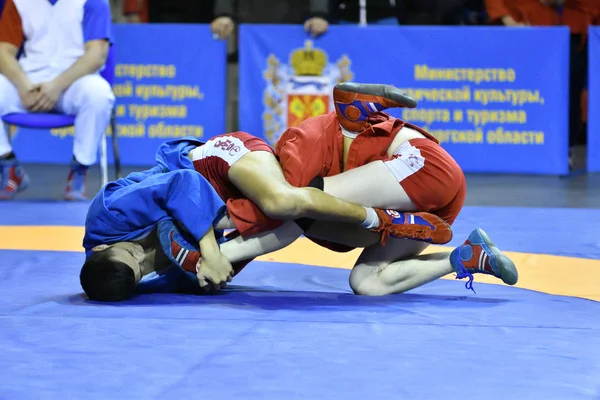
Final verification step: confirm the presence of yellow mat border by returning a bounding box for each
[1,225,598,302]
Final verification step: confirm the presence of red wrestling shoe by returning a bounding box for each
[0,158,29,200]
[373,209,453,245]
[333,82,418,132]
[168,228,251,277]
[169,230,202,273]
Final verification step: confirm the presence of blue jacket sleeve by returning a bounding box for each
[107,170,226,242]
[157,170,227,241]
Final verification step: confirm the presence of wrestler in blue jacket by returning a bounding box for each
[81,166,228,301]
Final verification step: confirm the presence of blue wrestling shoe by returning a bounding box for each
[0,157,29,200]
[333,82,418,132]
[65,159,89,201]
[450,228,518,293]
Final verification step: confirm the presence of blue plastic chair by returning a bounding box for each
[2,46,121,186]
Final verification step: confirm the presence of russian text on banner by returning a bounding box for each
[588,27,600,172]
[11,24,227,165]
[239,25,570,174]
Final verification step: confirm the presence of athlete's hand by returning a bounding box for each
[30,81,63,112]
[196,252,233,292]
[18,85,42,111]
[501,15,528,27]
[304,17,329,37]
[211,16,234,40]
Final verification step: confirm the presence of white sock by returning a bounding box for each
[360,207,380,229]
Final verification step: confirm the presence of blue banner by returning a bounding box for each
[588,27,600,172]
[11,24,227,166]
[239,25,570,174]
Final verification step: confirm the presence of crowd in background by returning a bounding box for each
[112,0,600,31]
[1,0,595,202]
[114,0,600,148]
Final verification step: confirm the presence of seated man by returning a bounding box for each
[0,0,115,200]
[80,131,451,301]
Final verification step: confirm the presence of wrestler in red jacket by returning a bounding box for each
[219,83,518,295]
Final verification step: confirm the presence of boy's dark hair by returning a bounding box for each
[80,249,136,302]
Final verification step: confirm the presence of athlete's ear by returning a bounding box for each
[92,244,110,252]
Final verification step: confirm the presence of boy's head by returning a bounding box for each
[80,242,143,302]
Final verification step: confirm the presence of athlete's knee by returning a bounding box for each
[349,265,398,296]
[78,77,115,110]
[349,263,412,296]
[349,272,387,296]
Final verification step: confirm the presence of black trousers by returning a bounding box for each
[569,34,588,147]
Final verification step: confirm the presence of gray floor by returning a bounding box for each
[9,163,600,209]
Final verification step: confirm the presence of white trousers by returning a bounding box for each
[0,72,115,166]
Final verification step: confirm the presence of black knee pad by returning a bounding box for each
[293,176,324,232]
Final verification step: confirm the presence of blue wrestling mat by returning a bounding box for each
[1,202,600,399]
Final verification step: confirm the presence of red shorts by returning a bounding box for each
[382,138,466,225]
[190,131,282,236]
[189,131,274,202]
[310,137,466,253]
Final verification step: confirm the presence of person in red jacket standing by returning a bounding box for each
[485,0,560,26]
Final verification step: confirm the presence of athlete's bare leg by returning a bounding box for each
[322,160,418,211]
[219,221,303,263]
[301,221,447,295]
[322,125,428,210]
[349,239,452,295]
[227,150,377,227]
[217,216,452,295]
